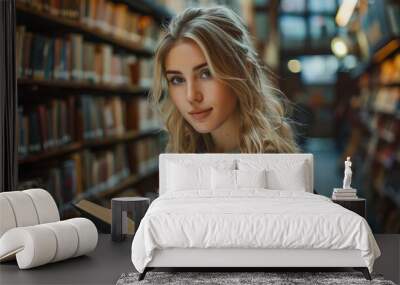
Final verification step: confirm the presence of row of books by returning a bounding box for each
[17,97,76,156]
[133,136,162,174]
[17,140,162,207]
[81,96,127,140]
[82,145,130,195]
[18,153,82,207]
[138,97,162,131]
[81,96,161,140]
[16,26,154,87]
[362,112,398,144]
[17,95,163,157]
[17,0,161,47]
[360,86,400,115]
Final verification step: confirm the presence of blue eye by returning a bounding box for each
[201,69,211,78]
[169,76,184,85]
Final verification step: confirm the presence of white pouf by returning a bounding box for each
[23,188,60,223]
[0,218,98,269]
[0,196,17,237]
[0,189,98,269]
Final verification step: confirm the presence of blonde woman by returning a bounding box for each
[149,5,299,153]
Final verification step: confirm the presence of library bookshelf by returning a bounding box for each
[15,0,173,218]
[345,37,400,233]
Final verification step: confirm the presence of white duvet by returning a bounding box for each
[131,189,381,273]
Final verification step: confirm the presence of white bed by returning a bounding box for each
[131,154,381,281]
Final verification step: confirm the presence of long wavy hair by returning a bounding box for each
[149,5,299,153]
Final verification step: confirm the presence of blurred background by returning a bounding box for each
[11,0,399,233]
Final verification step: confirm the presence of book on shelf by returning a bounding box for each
[133,136,161,174]
[17,95,163,157]
[18,97,76,157]
[16,26,156,88]
[18,154,82,207]
[17,0,160,46]
[80,96,127,140]
[82,145,130,195]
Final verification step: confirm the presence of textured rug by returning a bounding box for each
[116,271,396,285]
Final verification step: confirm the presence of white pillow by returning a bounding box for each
[167,160,235,192]
[266,163,307,192]
[211,168,267,190]
[236,169,267,188]
[211,168,236,190]
[238,159,309,192]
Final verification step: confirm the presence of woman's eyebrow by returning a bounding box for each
[165,62,208,75]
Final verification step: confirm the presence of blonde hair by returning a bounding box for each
[149,5,299,153]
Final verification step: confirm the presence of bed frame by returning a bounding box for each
[138,154,372,281]
[138,248,371,280]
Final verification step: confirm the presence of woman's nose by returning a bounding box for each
[186,81,203,103]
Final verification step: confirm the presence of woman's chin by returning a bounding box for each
[191,122,213,134]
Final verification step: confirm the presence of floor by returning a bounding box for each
[0,234,134,285]
[1,234,398,285]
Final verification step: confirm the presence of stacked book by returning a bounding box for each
[332,188,358,200]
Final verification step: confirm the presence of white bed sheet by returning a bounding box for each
[131,189,380,273]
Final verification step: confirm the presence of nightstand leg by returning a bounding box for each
[354,267,371,280]
[138,268,147,281]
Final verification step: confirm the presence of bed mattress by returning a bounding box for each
[131,189,380,273]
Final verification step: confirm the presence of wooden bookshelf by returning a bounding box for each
[96,166,158,199]
[16,2,154,57]
[59,165,158,213]
[83,129,162,150]
[18,142,82,165]
[15,0,168,217]
[351,37,400,79]
[338,1,400,233]
[18,129,162,165]
[18,79,149,95]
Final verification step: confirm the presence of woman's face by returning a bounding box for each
[164,39,238,134]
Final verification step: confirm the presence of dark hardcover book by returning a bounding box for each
[81,96,91,139]
[62,159,76,204]
[28,112,41,153]
[60,99,69,144]
[24,32,33,78]
[67,96,76,141]
[44,38,54,80]
[37,104,48,150]
[17,107,28,156]
[33,34,46,80]
[46,103,55,148]
[50,99,59,147]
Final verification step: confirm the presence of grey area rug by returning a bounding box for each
[116,271,396,285]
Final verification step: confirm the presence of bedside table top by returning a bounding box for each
[112,197,150,202]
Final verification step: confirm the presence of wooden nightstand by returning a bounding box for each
[332,198,366,218]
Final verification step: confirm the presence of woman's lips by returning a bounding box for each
[189,108,213,121]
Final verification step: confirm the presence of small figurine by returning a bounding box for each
[343,156,352,189]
